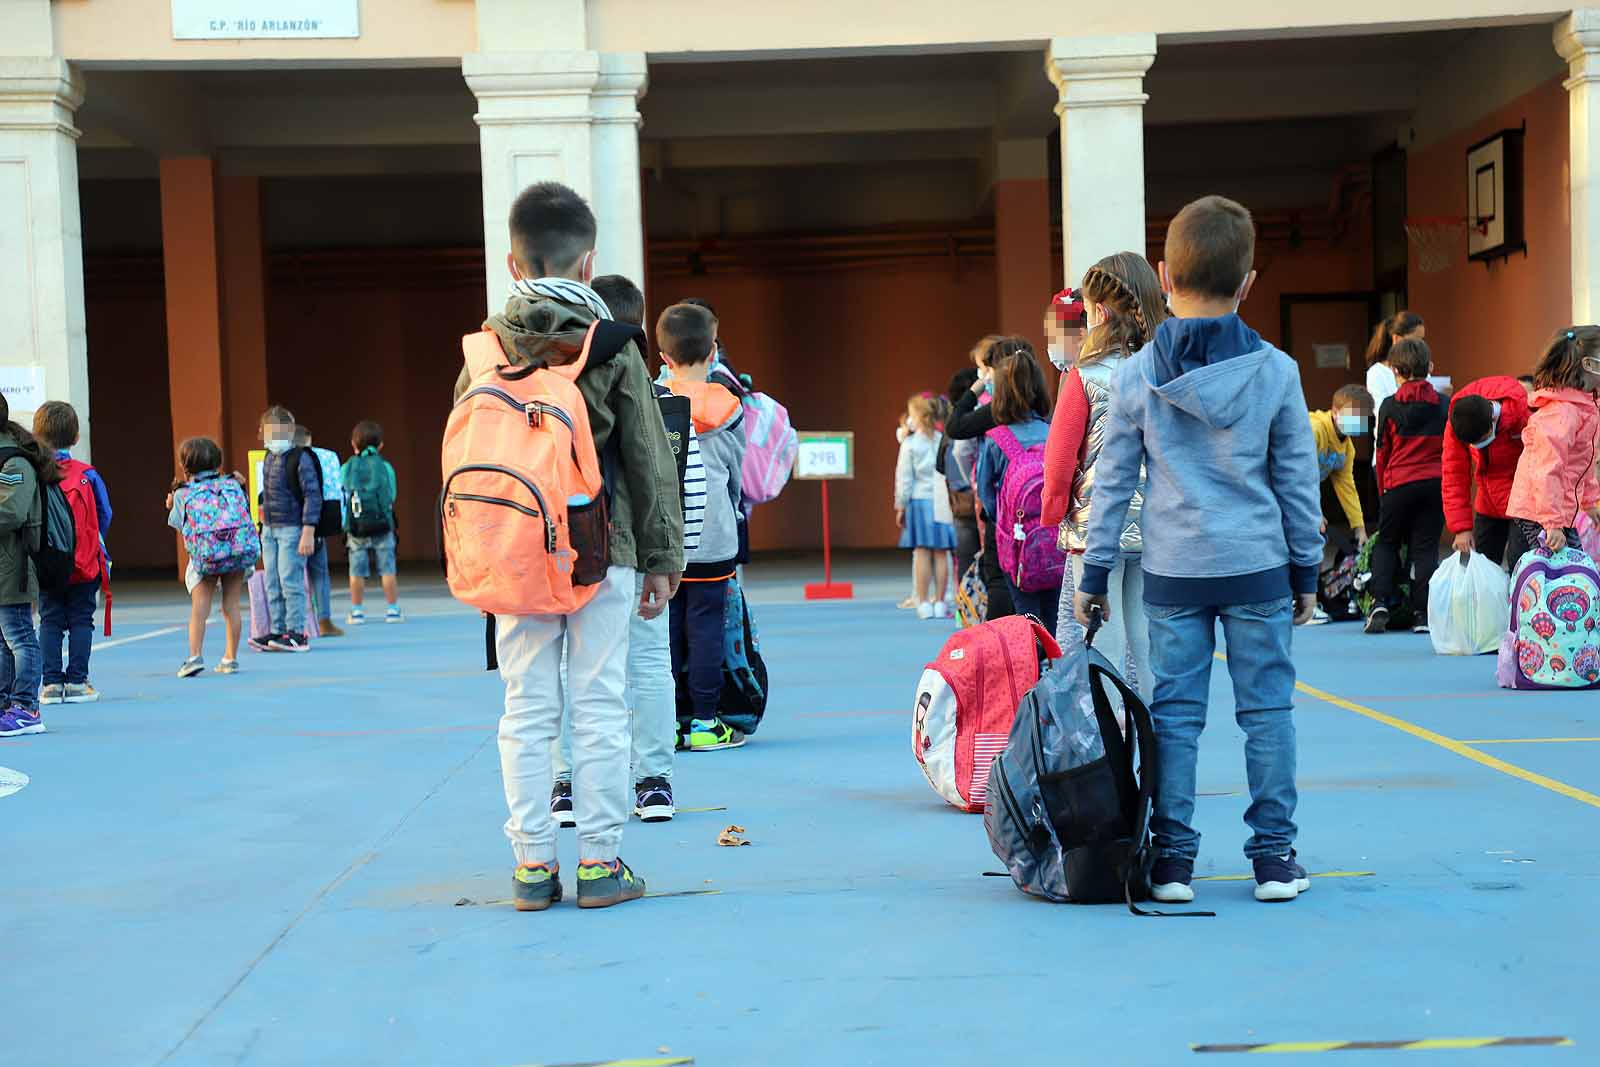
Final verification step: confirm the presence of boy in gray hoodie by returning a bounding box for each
[658,303,749,753]
[1074,195,1323,905]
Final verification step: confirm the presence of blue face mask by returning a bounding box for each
[1336,415,1367,437]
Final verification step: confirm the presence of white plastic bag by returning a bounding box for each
[1428,550,1511,655]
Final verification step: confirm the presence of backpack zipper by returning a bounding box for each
[441,464,557,552]
[458,387,581,464]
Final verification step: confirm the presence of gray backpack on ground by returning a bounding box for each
[985,613,1208,916]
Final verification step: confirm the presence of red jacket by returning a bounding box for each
[1041,367,1090,529]
[1375,380,1446,493]
[1441,376,1530,532]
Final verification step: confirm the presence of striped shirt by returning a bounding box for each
[682,424,706,556]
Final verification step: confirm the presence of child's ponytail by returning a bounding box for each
[1533,325,1600,391]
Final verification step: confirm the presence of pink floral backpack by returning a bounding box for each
[988,425,1067,593]
[181,475,261,576]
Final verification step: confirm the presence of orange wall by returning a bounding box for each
[1408,76,1571,384]
[647,261,1000,552]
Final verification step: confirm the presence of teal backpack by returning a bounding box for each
[343,450,394,538]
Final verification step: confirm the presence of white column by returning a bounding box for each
[590,53,649,295]
[1045,35,1156,287]
[1558,11,1600,323]
[0,57,90,459]
[464,51,599,314]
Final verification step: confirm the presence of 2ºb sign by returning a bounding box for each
[794,432,854,480]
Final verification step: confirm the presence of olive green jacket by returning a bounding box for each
[0,434,42,605]
[453,293,684,576]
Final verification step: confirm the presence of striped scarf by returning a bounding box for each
[508,277,613,321]
[486,277,615,367]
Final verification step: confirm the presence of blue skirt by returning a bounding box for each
[899,498,957,550]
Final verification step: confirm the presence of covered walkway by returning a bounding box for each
[3,563,1595,1065]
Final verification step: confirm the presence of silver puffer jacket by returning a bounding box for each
[1060,353,1144,555]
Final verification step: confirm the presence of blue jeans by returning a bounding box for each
[0,603,42,711]
[40,580,97,685]
[260,525,308,634]
[306,540,332,623]
[1145,599,1299,862]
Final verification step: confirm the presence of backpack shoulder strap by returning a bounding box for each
[586,320,647,373]
[462,330,508,381]
[987,424,1024,462]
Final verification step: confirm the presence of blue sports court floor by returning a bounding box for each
[4,557,1597,1066]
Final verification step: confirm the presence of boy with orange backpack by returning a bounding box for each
[33,402,110,705]
[445,182,683,912]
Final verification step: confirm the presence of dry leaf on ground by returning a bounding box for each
[717,824,751,847]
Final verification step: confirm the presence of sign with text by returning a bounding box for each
[794,432,854,481]
[172,0,359,39]
[0,365,45,416]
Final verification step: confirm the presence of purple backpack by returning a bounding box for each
[1496,542,1600,690]
[989,425,1067,593]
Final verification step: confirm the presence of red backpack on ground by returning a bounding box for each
[912,616,1061,812]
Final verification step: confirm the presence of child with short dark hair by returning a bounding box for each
[1444,375,1532,568]
[1506,327,1600,554]
[32,401,110,705]
[1075,194,1324,905]
[167,437,257,676]
[458,182,683,911]
[591,274,645,327]
[294,426,345,638]
[1369,337,1447,634]
[659,301,747,753]
[342,419,401,625]
[1308,385,1372,552]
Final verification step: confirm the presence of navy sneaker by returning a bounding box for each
[1253,851,1312,902]
[576,857,646,909]
[0,705,44,737]
[512,862,563,912]
[635,776,674,822]
[1364,607,1390,635]
[1150,856,1195,903]
[550,780,576,829]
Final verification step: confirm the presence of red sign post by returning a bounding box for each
[794,432,854,601]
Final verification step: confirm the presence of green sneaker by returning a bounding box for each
[688,717,747,752]
[512,862,563,912]
[575,857,646,909]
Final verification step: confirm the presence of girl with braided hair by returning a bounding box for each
[1040,251,1168,699]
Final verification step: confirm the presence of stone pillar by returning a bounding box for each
[1045,35,1156,288]
[464,51,600,314]
[0,58,90,456]
[159,157,227,449]
[1558,12,1600,322]
[991,139,1053,357]
[590,53,649,296]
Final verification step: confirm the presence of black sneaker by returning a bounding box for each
[550,780,576,829]
[1363,606,1390,635]
[269,633,310,653]
[1253,850,1312,902]
[1150,856,1195,903]
[1412,614,1430,635]
[635,777,675,822]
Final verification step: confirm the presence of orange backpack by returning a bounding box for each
[441,325,610,616]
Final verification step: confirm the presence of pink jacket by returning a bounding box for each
[1506,387,1600,530]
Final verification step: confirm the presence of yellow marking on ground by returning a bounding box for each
[1460,737,1600,745]
[1193,870,1374,883]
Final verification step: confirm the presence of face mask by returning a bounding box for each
[1047,343,1070,371]
[265,438,292,455]
[1473,428,1496,450]
[1336,415,1366,437]
[1584,357,1600,381]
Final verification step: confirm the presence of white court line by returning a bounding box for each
[93,622,202,651]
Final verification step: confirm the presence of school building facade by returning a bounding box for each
[3,0,1598,566]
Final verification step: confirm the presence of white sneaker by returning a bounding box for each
[932,601,950,619]
[1302,607,1330,627]
[916,602,934,620]
[346,609,366,626]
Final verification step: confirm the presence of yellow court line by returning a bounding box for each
[1461,737,1600,745]
[1295,680,1600,812]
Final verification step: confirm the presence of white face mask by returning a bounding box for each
[1047,343,1070,371]
[265,438,292,455]
[1473,428,1496,450]
[1336,415,1366,437]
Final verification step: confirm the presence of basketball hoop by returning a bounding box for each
[1403,216,1486,274]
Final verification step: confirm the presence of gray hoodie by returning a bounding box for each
[1080,315,1324,605]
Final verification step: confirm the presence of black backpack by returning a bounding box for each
[285,448,343,539]
[985,612,1211,916]
[0,447,75,596]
